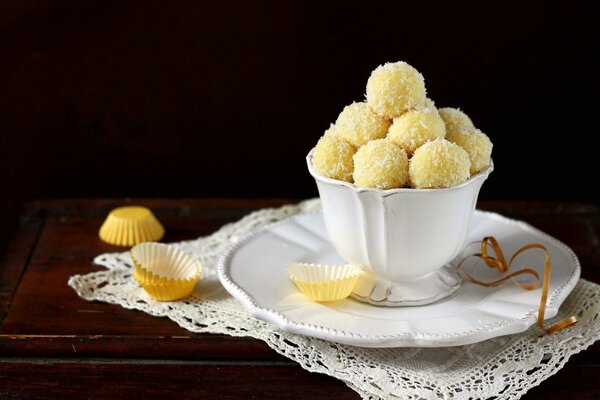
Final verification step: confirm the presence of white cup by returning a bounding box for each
[307,149,493,306]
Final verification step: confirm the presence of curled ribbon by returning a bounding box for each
[457,236,577,335]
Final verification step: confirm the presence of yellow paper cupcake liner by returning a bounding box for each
[99,206,165,247]
[131,242,201,301]
[288,263,362,302]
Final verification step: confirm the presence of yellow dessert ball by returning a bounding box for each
[409,138,471,188]
[424,98,436,109]
[387,107,446,155]
[438,107,474,135]
[447,127,493,174]
[366,62,427,118]
[322,123,341,139]
[312,134,356,182]
[335,102,391,147]
[353,139,409,189]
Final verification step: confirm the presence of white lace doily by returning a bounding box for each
[68,199,600,400]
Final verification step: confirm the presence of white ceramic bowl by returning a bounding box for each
[307,149,494,306]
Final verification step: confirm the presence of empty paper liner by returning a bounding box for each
[131,242,202,301]
[288,262,362,302]
[99,206,165,247]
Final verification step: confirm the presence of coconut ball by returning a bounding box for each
[322,123,341,139]
[312,134,356,182]
[409,138,471,188]
[387,107,446,155]
[438,107,474,136]
[366,62,427,119]
[424,98,436,109]
[447,127,493,174]
[335,102,391,147]
[353,139,409,189]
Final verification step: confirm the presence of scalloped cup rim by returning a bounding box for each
[306,148,494,195]
[287,263,363,284]
[130,242,202,282]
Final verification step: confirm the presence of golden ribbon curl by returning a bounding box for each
[457,236,577,335]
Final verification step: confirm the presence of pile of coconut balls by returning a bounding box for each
[311,61,492,189]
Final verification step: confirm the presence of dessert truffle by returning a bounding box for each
[353,139,409,189]
[409,138,471,188]
[387,107,446,155]
[312,134,356,182]
[322,123,341,139]
[447,127,493,174]
[424,98,436,109]
[366,62,426,118]
[335,102,391,147]
[438,107,474,136]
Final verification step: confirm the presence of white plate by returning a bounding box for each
[218,210,580,347]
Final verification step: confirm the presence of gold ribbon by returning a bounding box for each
[457,236,577,335]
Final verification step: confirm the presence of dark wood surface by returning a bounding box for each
[0,199,599,399]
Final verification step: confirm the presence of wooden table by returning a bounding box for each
[1,199,599,399]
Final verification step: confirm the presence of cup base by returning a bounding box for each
[351,265,462,307]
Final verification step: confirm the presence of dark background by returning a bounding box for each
[1,1,598,233]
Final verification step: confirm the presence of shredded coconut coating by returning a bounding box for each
[409,138,471,188]
[335,102,391,147]
[312,134,356,182]
[438,107,474,136]
[447,127,493,174]
[366,62,427,119]
[424,98,436,109]
[353,139,409,189]
[387,106,446,155]
[322,123,341,139]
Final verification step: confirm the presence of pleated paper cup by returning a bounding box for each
[131,242,201,301]
[99,206,164,247]
[287,263,362,302]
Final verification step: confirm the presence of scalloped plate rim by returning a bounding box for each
[217,209,580,347]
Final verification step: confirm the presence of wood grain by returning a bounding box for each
[0,361,359,399]
[0,199,598,399]
[0,207,44,322]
